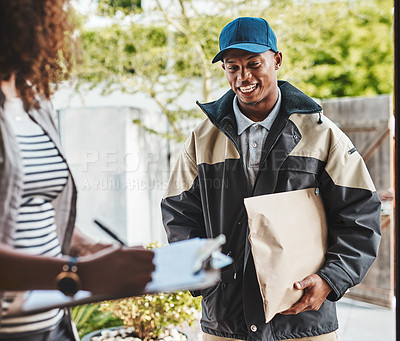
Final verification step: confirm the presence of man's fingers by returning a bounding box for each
[280,295,319,315]
[281,275,332,316]
[280,299,308,315]
[294,275,315,290]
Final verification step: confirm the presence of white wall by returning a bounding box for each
[58,105,170,246]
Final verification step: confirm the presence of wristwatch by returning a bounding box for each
[55,257,81,296]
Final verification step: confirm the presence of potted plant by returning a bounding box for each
[80,291,201,341]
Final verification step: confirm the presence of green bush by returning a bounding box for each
[71,303,123,338]
[100,291,201,341]
[73,243,202,340]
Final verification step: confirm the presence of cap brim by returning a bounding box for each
[211,43,274,63]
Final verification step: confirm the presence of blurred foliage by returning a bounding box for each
[97,241,201,340]
[100,291,201,341]
[74,0,394,140]
[71,303,123,338]
[97,0,142,16]
[270,0,394,98]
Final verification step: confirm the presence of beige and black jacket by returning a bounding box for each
[161,81,381,340]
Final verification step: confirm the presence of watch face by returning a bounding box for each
[56,273,80,296]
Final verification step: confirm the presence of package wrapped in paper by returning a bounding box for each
[244,188,328,323]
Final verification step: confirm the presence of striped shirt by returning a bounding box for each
[0,98,68,335]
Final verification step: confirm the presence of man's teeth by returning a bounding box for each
[240,85,257,93]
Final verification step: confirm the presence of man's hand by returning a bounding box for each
[280,274,332,315]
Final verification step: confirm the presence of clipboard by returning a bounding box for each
[4,236,232,317]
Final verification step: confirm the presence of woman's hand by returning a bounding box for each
[0,242,154,296]
[79,245,155,295]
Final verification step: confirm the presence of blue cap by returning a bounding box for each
[212,17,278,64]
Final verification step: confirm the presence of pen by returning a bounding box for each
[94,219,127,246]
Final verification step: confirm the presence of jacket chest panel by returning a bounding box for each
[252,121,301,195]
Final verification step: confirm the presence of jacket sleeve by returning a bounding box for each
[161,136,206,242]
[317,131,381,301]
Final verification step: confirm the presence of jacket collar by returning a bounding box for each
[196,80,322,129]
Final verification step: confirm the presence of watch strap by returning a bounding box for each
[55,256,81,296]
[63,256,78,273]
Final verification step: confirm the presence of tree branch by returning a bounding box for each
[154,0,187,35]
[148,88,186,141]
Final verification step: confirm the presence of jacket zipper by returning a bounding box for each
[196,104,250,198]
[227,251,237,280]
[221,282,228,307]
[220,123,251,198]
[252,113,290,194]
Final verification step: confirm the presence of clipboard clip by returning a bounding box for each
[193,234,232,274]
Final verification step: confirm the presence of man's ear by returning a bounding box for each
[274,51,283,70]
[221,63,226,70]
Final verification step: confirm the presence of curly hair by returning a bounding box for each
[0,0,74,112]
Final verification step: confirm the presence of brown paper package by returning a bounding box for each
[244,188,328,323]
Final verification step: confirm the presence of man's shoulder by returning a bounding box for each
[288,111,356,163]
[289,110,344,136]
[185,117,229,153]
[184,117,240,165]
[190,117,223,140]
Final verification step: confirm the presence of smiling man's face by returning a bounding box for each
[222,49,282,120]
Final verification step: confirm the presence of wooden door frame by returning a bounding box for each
[394,0,399,340]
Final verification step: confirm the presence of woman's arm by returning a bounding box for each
[0,242,154,294]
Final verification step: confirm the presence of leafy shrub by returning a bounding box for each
[100,291,201,341]
[72,303,123,338]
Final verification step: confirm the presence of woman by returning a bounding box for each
[0,1,154,340]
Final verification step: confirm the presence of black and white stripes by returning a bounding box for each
[13,199,62,257]
[1,97,68,335]
[13,131,69,257]
[18,132,69,202]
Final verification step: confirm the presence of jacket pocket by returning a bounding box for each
[201,280,244,325]
[201,283,220,300]
[276,156,325,192]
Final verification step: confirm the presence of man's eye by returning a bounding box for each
[228,66,238,71]
[249,62,260,67]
